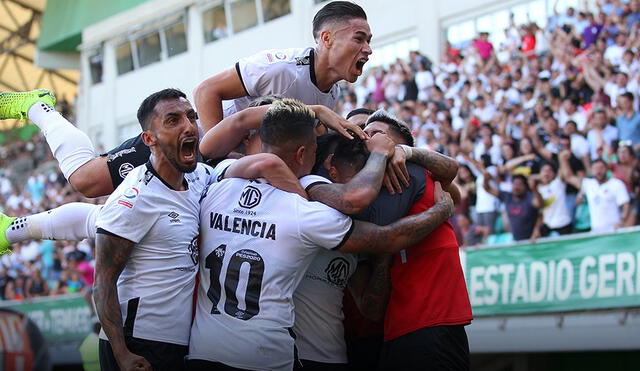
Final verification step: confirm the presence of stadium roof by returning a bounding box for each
[38,0,149,52]
[0,0,77,130]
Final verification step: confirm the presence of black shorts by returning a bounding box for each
[99,337,187,371]
[294,359,348,370]
[346,333,383,370]
[103,134,151,189]
[186,359,250,370]
[380,325,469,371]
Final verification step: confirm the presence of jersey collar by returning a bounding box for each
[144,161,189,191]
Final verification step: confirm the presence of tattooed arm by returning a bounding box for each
[94,232,151,371]
[308,134,396,214]
[339,182,454,254]
[406,147,459,186]
[348,254,393,321]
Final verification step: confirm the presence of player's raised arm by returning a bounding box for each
[339,182,454,254]
[94,233,151,371]
[199,105,270,159]
[194,67,248,132]
[307,133,395,214]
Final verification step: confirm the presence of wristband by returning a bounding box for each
[400,144,413,160]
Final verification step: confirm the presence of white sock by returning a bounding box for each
[28,102,96,180]
[6,203,101,243]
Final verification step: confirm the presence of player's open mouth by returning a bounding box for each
[180,137,197,162]
[355,58,368,74]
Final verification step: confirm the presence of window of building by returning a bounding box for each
[203,4,229,43]
[88,49,103,84]
[368,37,419,68]
[165,22,188,57]
[136,32,162,68]
[261,0,290,22]
[116,43,134,75]
[444,0,573,48]
[230,0,258,33]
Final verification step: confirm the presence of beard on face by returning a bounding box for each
[157,139,198,174]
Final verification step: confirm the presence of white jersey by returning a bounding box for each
[95,162,219,345]
[223,47,340,117]
[538,177,571,229]
[293,175,357,364]
[293,249,357,363]
[189,176,353,370]
[582,177,630,233]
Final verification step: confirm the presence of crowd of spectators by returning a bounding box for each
[0,103,98,303]
[337,0,640,247]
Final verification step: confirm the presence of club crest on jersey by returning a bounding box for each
[239,186,261,209]
[325,257,350,287]
[119,163,134,179]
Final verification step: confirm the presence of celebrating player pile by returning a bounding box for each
[0,1,472,370]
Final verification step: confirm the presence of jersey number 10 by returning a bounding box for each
[206,244,265,320]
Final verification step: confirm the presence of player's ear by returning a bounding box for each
[328,165,339,182]
[141,130,156,147]
[323,153,334,171]
[320,29,333,48]
[295,145,306,166]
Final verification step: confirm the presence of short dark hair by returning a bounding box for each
[249,94,285,107]
[592,158,608,168]
[313,132,341,174]
[260,99,316,149]
[540,161,557,174]
[512,174,529,189]
[331,136,369,172]
[346,107,374,120]
[312,1,367,40]
[621,91,635,101]
[365,110,414,146]
[137,88,186,130]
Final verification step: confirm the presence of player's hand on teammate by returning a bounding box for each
[366,132,396,158]
[117,351,152,371]
[384,146,410,195]
[433,181,454,219]
[310,105,368,140]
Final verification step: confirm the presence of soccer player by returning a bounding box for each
[0,2,371,199]
[297,111,466,370]
[5,89,303,370]
[93,88,208,371]
[357,112,472,371]
[194,1,372,131]
[187,99,454,370]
